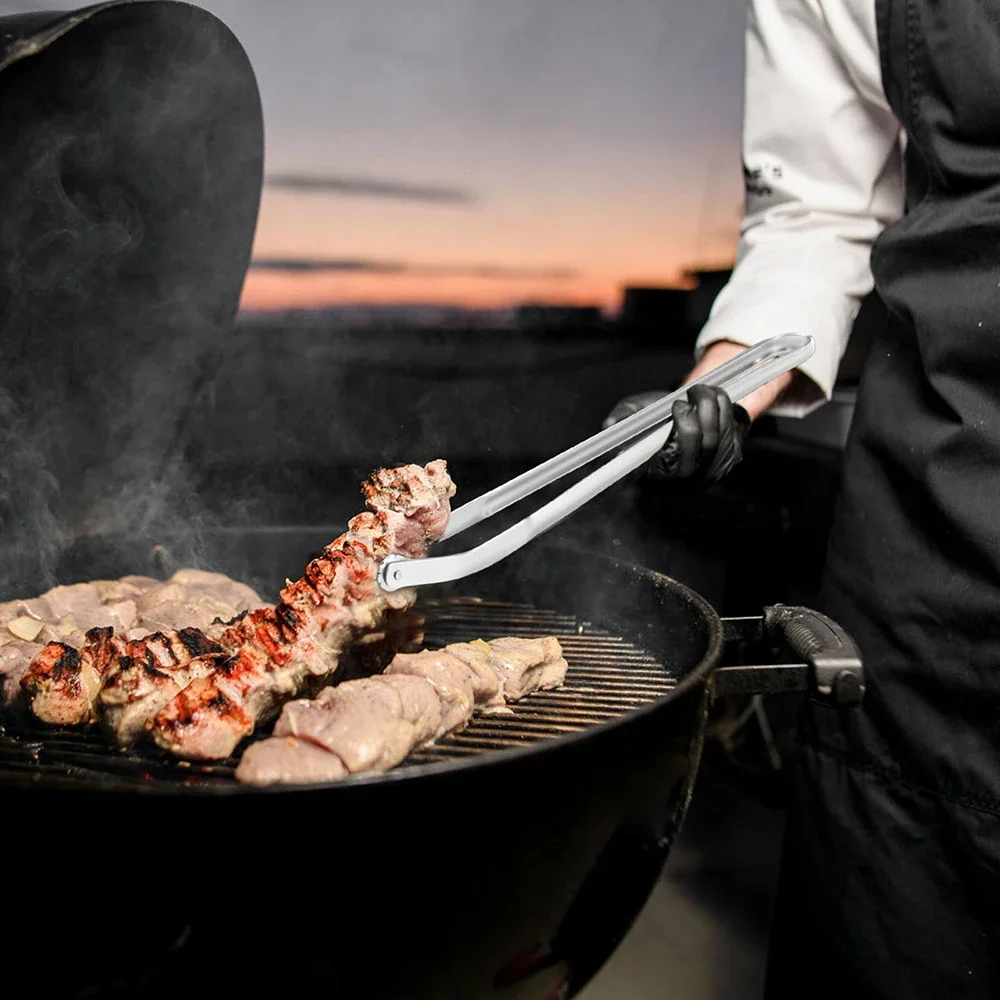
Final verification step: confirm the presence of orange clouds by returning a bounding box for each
[239,269,623,312]
[240,162,741,313]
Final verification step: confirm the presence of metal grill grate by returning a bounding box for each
[0,598,677,788]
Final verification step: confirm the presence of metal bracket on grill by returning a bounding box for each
[713,605,865,707]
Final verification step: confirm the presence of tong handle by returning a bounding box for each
[379,333,815,592]
[443,333,814,540]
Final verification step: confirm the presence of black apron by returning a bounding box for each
[764,2,1000,997]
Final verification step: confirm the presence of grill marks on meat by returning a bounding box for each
[98,629,227,746]
[149,675,254,759]
[148,460,456,761]
[20,627,125,726]
[236,636,568,786]
[8,570,264,724]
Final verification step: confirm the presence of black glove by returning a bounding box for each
[603,384,750,483]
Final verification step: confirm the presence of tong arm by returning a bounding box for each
[379,333,815,592]
[443,332,813,541]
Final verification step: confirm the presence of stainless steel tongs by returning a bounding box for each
[378,333,815,592]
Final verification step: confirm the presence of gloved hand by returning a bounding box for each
[602,384,750,483]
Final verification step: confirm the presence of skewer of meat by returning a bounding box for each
[235,636,568,786]
[15,571,263,727]
[148,460,456,761]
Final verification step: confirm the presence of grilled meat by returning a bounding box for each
[146,674,255,759]
[281,672,444,772]
[67,601,139,634]
[231,735,350,784]
[443,639,506,710]
[167,568,262,613]
[98,628,226,745]
[135,569,264,634]
[135,583,187,614]
[93,576,159,604]
[20,627,126,726]
[39,583,103,619]
[0,597,52,626]
[235,636,567,786]
[149,460,456,761]
[138,597,240,636]
[274,677,426,773]
[384,650,476,735]
[0,640,44,708]
[488,636,568,700]
[9,569,263,725]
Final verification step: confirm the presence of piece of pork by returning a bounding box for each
[274,678,416,773]
[92,579,153,605]
[487,637,568,700]
[235,735,349,784]
[283,673,442,770]
[383,650,476,736]
[0,602,21,629]
[0,598,52,627]
[38,583,103,619]
[62,600,138,635]
[149,675,254,759]
[0,640,44,708]
[443,639,505,710]
[138,596,238,635]
[20,627,125,726]
[237,674,443,785]
[136,583,188,615]
[167,568,263,614]
[98,629,226,745]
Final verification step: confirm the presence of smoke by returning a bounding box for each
[0,2,267,598]
[265,173,475,206]
[0,388,71,592]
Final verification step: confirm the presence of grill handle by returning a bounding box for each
[713,605,865,706]
[765,604,864,706]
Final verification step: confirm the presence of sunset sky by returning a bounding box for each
[10,0,750,313]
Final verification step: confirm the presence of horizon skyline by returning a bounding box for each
[239,250,738,315]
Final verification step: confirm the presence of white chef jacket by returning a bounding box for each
[696,0,905,416]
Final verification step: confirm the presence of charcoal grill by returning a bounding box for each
[0,536,862,1000]
[0,5,861,997]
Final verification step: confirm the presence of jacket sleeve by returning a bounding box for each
[696,0,904,416]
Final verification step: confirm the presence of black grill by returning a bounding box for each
[0,597,677,789]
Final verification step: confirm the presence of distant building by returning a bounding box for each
[514,304,603,334]
[616,286,691,345]
[683,268,732,331]
[615,269,738,346]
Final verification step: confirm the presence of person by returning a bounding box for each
[606,1,1000,996]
